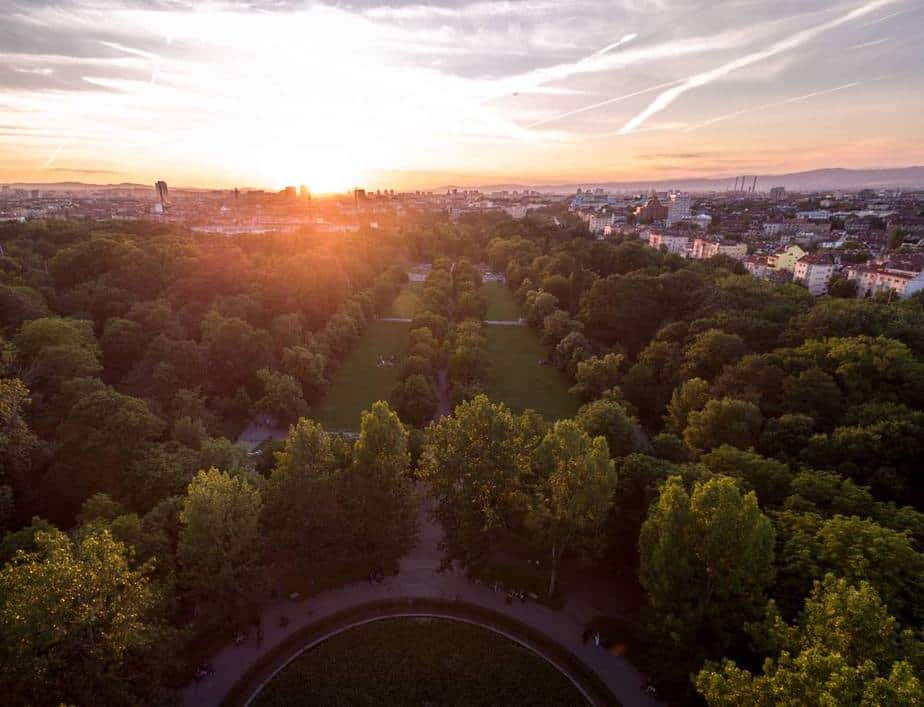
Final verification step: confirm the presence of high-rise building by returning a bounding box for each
[282,186,297,199]
[666,192,691,225]
[154,181,168,208]
[636,194,668,223]
[299,184,311,200]
[770,186,786,201]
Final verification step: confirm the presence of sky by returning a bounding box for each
[1,0,923,192]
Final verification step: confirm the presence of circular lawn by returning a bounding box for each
[251,616,587,706]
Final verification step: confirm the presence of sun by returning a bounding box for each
[263,147,361,195]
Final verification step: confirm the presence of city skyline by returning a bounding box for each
[2,0,923,192]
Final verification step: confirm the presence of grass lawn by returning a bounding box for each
[251,617,583,707]
[484,326,579,421]
[385,282,424,318]
[482,281,522,320]
[312,320,409,431]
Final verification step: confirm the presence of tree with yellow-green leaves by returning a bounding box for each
[525,420,616,597]
[178,468,263,620]
[0,527,175,706]
[639,476,774,656]
[696,575,924,706]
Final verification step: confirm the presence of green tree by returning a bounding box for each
[695,575,923,706]
[256,367,308,424]
[525,420,616,596]
[680,329,748,381]
[282,345,327,398]
[348,402,417,563]
[664,377,710,434]
[100,317,146,379]
[14,316,99,364]
[525,290,559,328]
[420,395,538,566]
[684,397,763,453]
[0,378,39,515]
[201,310,271,392]
[569,352,623,402]
[0,527,173,706]
[699,445,794,508]
[639,476,775,653]
[773,512,924,624]
[178,468,263,618]
[391,373,438,427]
[827,274,859,299]
[262,418,341,561]
[575,393,642,458]
[49,388,163,516]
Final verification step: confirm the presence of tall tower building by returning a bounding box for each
[154,181,168,208]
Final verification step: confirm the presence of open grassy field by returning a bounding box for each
[251,617,583,707]
[385,282,424,318]
[482,281,522,320]
[484,325,579,421]
[312,320,409,431]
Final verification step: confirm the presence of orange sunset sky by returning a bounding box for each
[1,0,923,192]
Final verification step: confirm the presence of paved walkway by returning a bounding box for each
[182,496,660,707]
[237,417,288,451]
[377,316,525,326]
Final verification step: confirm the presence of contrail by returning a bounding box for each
[486,30,744,100]
[591,34,639,57]
[618,0,899,135]
[526,79,683,129]
[849,37,889,49]
[683,81,863,132]
[862,8,909,25]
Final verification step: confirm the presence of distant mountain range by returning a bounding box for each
[5,165,924,194]
[3,181,150,191]
[447,166,924,194]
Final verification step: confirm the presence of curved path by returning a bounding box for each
[237,610,600,707]
[182,497,661,707]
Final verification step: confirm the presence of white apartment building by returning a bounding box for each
[588,212,614,235]
[793,254,836,295]
[846,265,924,299]
[691,238,747,260]
[648,230,690,256]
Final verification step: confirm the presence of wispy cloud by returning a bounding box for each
[683,81,864,131]
[526,79,683,128]
[618,0,899,134]
[48,167,119,174]
[488,29,749,99]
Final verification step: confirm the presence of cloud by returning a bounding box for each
[489,29,748,99]
[635,152,721,160]
[683,81,865,131]
[47,167,119,174]
[617,0,899,134]
[525,79,683,128]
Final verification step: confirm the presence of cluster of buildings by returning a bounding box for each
[621,185,924,299]
[569,189,712,237]
[4,178,924,299]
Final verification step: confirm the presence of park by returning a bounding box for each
[310,273,577,431]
